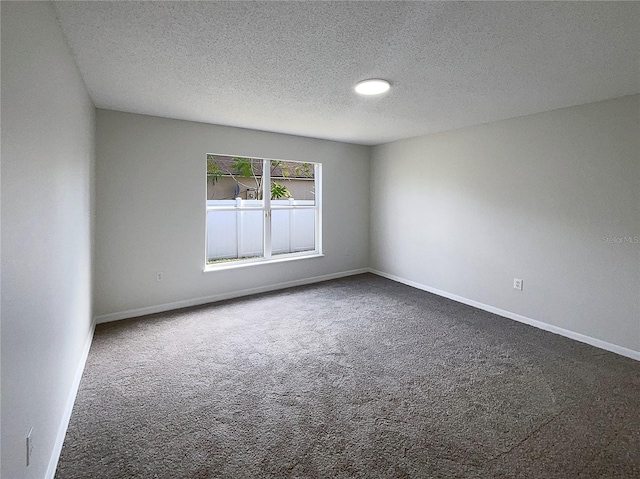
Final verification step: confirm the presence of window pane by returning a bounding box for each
[271,205,316,256]
[238,209,264,258]
[207,209,237,260]
[291,208,316,253]
[271,207,291,255]
[207,208,264,263]
[269,160,315,203]
[207,155,264,201]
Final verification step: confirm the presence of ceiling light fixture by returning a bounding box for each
[354,79,391,96]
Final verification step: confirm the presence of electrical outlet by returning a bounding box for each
[345,248,350,257]
[156,272,164,282]
[26,427,33,467]
[513,278,523,291]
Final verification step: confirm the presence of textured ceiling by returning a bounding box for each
[54,1,639,145]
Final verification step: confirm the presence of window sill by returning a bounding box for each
[203,252,324,272]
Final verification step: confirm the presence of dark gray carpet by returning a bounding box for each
[55,274,640,478]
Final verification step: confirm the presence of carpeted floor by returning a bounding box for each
[55,274,640,478]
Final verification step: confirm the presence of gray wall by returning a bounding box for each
[1,3,96,478]
[371,95,640,354]
[95,110,370,319]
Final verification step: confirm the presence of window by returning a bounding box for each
[205,154,322,268]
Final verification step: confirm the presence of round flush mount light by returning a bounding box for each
[354,78,391,96]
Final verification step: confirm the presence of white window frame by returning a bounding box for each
[204,155,322,271]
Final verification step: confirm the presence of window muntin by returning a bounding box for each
[205,155,321,267]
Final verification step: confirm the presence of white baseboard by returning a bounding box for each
[369,269,640,362]
[95,268,370,324]
[45,318,96,479]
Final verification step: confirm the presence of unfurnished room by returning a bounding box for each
[1,1,639,478]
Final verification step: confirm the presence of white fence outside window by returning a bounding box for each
[206,199,315,261]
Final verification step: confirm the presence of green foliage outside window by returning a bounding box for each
[207,155,312,200]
